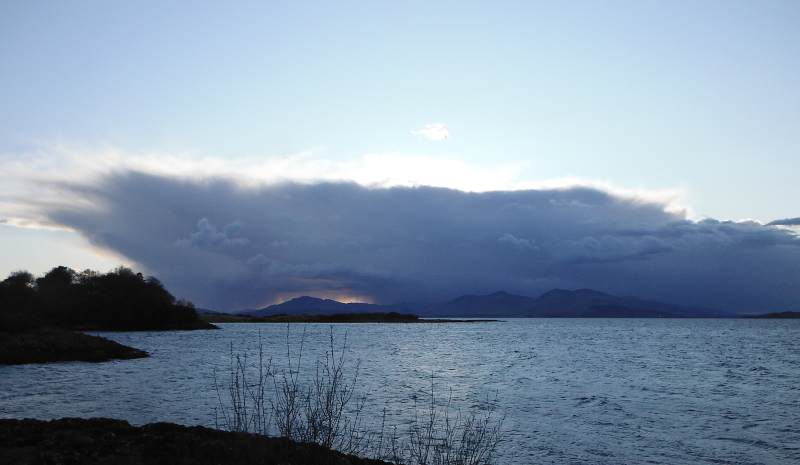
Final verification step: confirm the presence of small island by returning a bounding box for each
[744,311,800,319]
[0,266,216,365]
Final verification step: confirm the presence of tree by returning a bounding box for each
[1,266,201,332]
[0,270,36,312]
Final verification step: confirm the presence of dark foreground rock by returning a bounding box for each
[0,418,392,465]
[0,328,149,365]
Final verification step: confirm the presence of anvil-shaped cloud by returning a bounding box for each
[16,171,800,313]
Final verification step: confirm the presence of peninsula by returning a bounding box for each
[0,266,216,365]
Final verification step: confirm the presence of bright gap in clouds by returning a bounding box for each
[0,223,128,278]
[0,144,692,225]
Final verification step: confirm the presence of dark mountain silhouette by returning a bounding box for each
[431,291,536,317]
[239,289,736,319]
[426,288,735,318]
[243,296,410,318]
[521,288,735,318]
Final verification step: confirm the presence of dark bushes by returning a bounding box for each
[0,266,205,332]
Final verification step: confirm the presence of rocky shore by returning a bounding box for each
[0,328,149,365]
[0,418,392,465]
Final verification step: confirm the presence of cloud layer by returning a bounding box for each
[13,170,800,313]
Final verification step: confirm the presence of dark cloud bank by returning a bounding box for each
[38,171,800,313]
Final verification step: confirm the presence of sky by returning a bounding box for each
[1,1,799,313]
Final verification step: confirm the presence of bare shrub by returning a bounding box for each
[214,325,504,464]
[370,379,504,465]
[213,339,272,435]
[214,325,367,455]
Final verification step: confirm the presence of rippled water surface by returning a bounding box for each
[2,319,799,464]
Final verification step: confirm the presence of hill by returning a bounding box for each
[241,296,411,318]
[239,289,735,319]
[431,291,535,317]
[430,288,735,318]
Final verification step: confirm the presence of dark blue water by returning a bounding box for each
[1,319,798,464]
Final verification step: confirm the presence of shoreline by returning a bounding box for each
[0,417,391,465]
[0,328,149,366]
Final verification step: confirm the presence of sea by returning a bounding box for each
[1,319,798,464]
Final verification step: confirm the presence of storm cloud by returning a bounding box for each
[20,171,800,313]
[768,217,800,226]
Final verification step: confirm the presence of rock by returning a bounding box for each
[0,328,149,365]
[72,434,94,447]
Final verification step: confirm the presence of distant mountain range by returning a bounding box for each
[239,296,412,318]
[237,289,738,318]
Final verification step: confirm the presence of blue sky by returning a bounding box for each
[1,1,799,311]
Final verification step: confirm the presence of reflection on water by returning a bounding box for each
[1,319,799,464]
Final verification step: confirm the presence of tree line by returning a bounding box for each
[0,266,200,333]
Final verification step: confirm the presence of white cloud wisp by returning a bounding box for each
[411,123,451,141]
